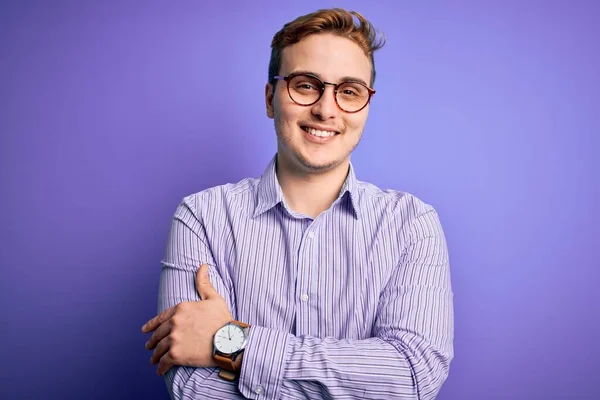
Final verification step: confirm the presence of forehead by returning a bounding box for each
[280,33,371,84]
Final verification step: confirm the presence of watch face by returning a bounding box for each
[214,323,246,354]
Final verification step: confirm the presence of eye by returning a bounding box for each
[338,82,367,99]
[295,82,319,91]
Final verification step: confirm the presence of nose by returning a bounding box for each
[311,84,339,120]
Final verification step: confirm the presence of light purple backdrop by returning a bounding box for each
[1,1,598,399]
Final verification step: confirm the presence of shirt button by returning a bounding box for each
[300,293,309,302]
[307,232,315,239]
[255,385,263,395]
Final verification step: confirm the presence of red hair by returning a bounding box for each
[268,8,386,87]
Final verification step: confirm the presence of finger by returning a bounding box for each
[141,306,175,333]
[157,352,175,376]
[195,264,219,301]
[150,336,171,366]
[146,319,172,350]
[141,308,170,333]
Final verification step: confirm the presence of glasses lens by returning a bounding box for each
[288,75,323,105]
[336,82,370,112]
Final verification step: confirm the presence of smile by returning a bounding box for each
[301,126,339,138]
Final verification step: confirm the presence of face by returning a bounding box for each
[265,33,373,174]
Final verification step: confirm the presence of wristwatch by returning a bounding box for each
[213,320,250,381]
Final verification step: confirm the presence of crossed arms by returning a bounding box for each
[142,200,454,399]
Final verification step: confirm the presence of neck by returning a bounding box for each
[276,154,350,219]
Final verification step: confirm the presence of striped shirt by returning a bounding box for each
[158,155,454,400]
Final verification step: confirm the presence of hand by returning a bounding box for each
[141,264,233,375]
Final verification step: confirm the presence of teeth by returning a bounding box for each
[306,127,336,137]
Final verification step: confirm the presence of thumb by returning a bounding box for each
[196,264,218,301]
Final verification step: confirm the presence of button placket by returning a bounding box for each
[295,222,317,334]
[301,227,316,305]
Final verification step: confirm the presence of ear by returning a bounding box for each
[265,82,275,119]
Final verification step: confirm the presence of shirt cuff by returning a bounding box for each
[238,325,292,399]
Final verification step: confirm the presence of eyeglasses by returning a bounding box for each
[273,73,375,113]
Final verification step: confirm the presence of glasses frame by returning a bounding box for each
[273,73,376,114]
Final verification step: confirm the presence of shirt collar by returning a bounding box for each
[254,154,361,220]
[338,162,360,220]
[253,155,286,218]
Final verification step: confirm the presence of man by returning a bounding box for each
[142,8,454,400]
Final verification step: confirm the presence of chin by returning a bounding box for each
[297,154,341,172]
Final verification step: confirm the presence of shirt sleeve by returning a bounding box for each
[157,196,238,399]
[238,208,454,400]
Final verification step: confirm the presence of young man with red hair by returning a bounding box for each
[143,8,454,400]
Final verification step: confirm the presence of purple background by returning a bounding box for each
[1,1,598,399]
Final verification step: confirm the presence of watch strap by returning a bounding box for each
[215,353,243,373]
[218,370,238,382]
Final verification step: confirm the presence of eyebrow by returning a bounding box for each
[290,70,369,87]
